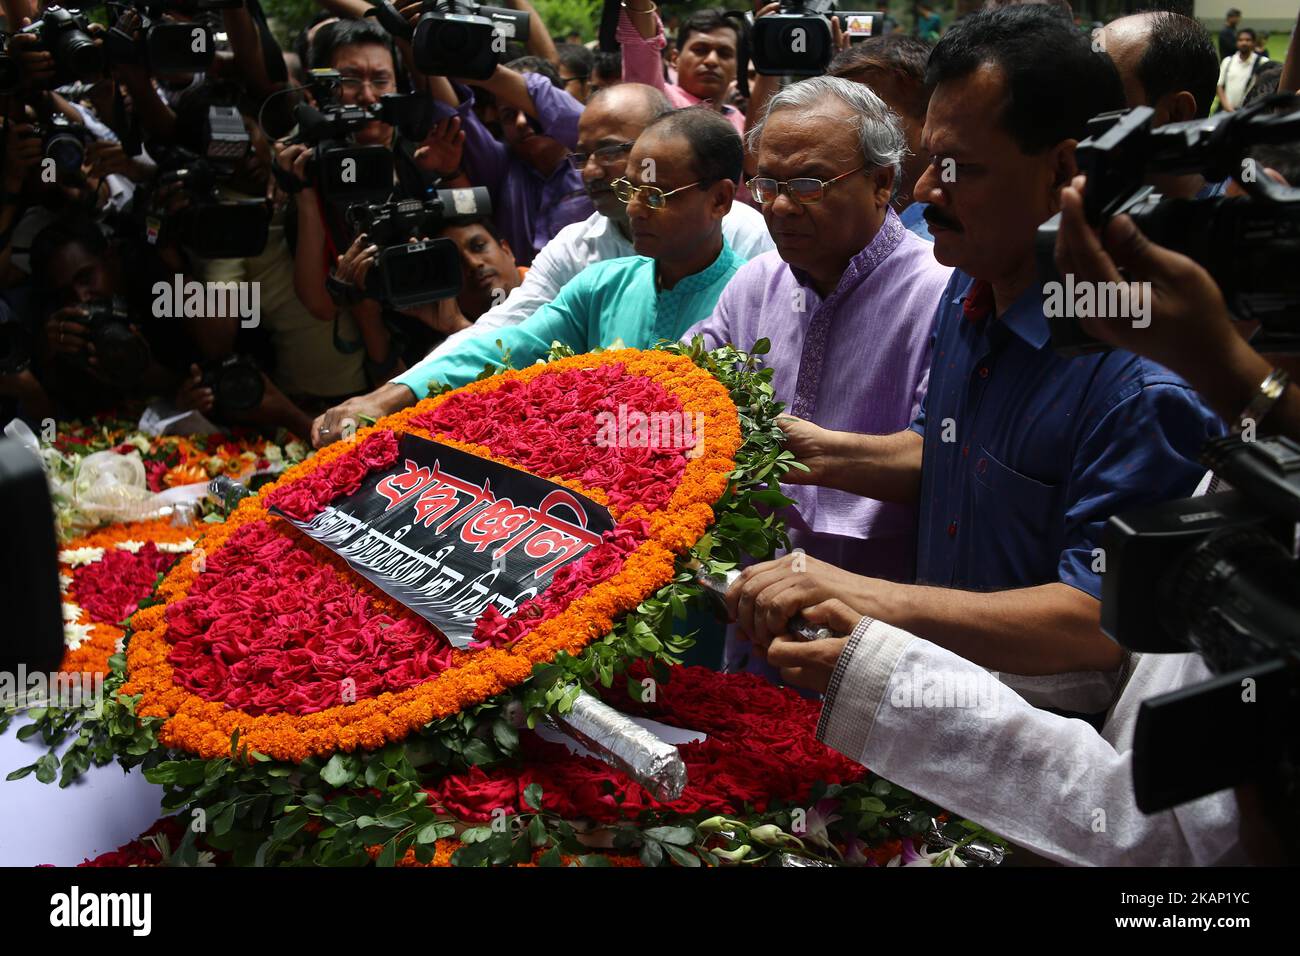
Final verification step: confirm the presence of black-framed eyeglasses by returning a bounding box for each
[746,165,865,205]
[611,177,704,210]
[566,142,634,170]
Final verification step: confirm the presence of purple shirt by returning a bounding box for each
[437,73,595,265]
[686,208,952,583]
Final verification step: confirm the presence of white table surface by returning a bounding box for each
[0,721,165,867]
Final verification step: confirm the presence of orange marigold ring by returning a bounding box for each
[122,348,745,762]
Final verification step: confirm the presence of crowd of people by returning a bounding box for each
[2,0,1299,866]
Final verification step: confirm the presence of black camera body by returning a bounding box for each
[750,2,883,76]
[370,0,530,80]
[292,99,396,205]
[1037,96,1300,356]
[201,354,264,415]
[1100,435,1300,814]
[346,188,491,310]
[18,5,104,86]
[145,145,271,259]
[69,297,151,385]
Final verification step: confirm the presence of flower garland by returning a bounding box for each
[121,349,742,762]
[57,519,197,676]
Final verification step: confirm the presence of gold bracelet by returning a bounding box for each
[621,0,658,13]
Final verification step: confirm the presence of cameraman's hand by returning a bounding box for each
[1055,175,1240,374]
[273,141,313,192]
[175,363,215,415]
[414,116,465,177]
[11,23,56,89]
[403,296,471,335]
[830,14,850,53]
[1,122,42,191]
[44,306,93,360]
[336,232,379,289]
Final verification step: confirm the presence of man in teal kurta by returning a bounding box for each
[390,106,749,398]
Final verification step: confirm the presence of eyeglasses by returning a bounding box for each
[611,177,704,210]
[566,142,634,170]
[746,165,865,205]
[338,73,396,95]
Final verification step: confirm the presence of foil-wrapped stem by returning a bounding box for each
[546,688,687,802]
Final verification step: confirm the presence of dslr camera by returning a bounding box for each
[750,1,883,77]
[201,354,265,415]
[370,0,530,80]
[1037,94,1300,356]
[16,5,104,87]
[64,297,152,386]
[21,114,93,177]
[344,188,491,310]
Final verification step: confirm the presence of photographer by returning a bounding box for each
[310,82,773,445]
[169,89,367,422]
[422,57,594,265]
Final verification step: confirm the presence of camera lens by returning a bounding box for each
[44,132,85,174]
[55,30,105,81]
[92,320,150,385]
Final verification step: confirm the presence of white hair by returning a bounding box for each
[747,75,906,185]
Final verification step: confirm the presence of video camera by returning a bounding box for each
[369,0,530,80]
[1099,435,1300,816]
[750,1,883,77]
[286,70,436,204]
[103,1,220,76]
[344,188,490,310]
[1037,94,1300,356]
[138,132,271,259]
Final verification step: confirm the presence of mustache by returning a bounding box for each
[922,206,963,232]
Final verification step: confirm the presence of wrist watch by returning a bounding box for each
[1233,367,1291,435]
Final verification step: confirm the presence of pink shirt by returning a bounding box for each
[616,9,746,135]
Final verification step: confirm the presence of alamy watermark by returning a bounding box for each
[887,661,1001,718]
[0,665,104,716]
[594,403,705,458]
[151,274,260,328]
[1043,274,1151,329]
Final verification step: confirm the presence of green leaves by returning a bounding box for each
[320,753,357,788]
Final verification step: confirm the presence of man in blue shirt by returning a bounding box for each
[390,106,746,399]
[725,6,1223,714]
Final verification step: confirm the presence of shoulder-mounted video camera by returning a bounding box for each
[1099,434,1300,816]
[1038,94,1300,356]
[369,0,530,80]
[138,136,271,259]
[103,1,221,76]
[344,188,490,310]
[749,1,883,77]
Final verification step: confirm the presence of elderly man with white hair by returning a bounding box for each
[685,75,952,677]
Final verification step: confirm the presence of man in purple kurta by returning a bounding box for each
[683,76,951,674]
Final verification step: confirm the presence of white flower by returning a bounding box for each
[62,602,84,624]
[64,621,94,650]
[59,547,105,567]
[263,445,283,464]
[114,636,125,655]
[58,573,74,593]
[127,434,151,455]
[115,540,146,554]
[155,539,195,554]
